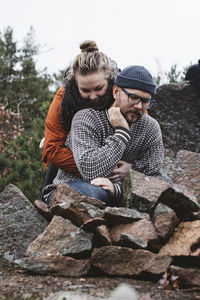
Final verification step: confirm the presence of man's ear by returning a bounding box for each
[113,85,119,99]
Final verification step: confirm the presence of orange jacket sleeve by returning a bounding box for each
[42,86,80,176]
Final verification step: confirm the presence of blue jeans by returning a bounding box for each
[68,181,110,204]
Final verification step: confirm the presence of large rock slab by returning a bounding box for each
[15,255,90,277]
[121,170,169,213]
[0,184,48,263]
[91,246,172,276]
[150,83,200,153]
[27,216,93,258]
[173,150,200,201]
[159,220,200,256]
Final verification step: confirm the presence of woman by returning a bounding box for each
[41,40,131,202]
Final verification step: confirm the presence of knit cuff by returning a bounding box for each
[115,126,131,144]
[113,182,121,200]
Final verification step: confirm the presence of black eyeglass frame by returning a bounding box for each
[121,88,155,109]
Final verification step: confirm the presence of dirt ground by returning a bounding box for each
[1,263,200,300]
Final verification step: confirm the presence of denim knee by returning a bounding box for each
[68,181,110,204]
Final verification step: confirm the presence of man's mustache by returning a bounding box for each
[126,109,143,116]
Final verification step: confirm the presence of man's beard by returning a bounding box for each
[121,107,146,125]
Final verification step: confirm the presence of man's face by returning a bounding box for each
[113,85,151,124]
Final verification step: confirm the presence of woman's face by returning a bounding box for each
[76,71,108,102]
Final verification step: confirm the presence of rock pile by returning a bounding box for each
[1,149,200,290]
[14,183,172,278]
[1,149,198,289]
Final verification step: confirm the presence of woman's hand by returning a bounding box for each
[108,160,131,183]
[91,177,115,197]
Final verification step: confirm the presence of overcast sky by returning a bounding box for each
[0,0,199,80]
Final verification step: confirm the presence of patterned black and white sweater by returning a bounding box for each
[52,108,164,199]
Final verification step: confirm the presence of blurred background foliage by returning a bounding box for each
[0,26,191,202]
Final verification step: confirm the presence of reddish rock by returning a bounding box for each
[91,246,172,276]
[27,216,93,257]
[51,199,105,230]
[15,255,90,277]
[109,219,159,250]
[159,220,200,256]
[173,150,200,201]
[153,210,179,240]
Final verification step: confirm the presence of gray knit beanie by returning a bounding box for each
[115,65,156,96]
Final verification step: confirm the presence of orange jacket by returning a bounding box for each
[42,86,80,176]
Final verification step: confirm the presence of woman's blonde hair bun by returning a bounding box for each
[80,40,99,53]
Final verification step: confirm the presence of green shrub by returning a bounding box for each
[0,118,46,203]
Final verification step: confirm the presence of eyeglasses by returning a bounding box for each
[121,88,155,109]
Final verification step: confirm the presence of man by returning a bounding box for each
[49,65,164,205]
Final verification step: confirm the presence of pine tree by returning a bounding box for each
[0,26,54,202]
[0,26,53,129]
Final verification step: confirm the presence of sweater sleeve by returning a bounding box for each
[70,110,131,181]
[42,87,80,176]
[131,119,164,178]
